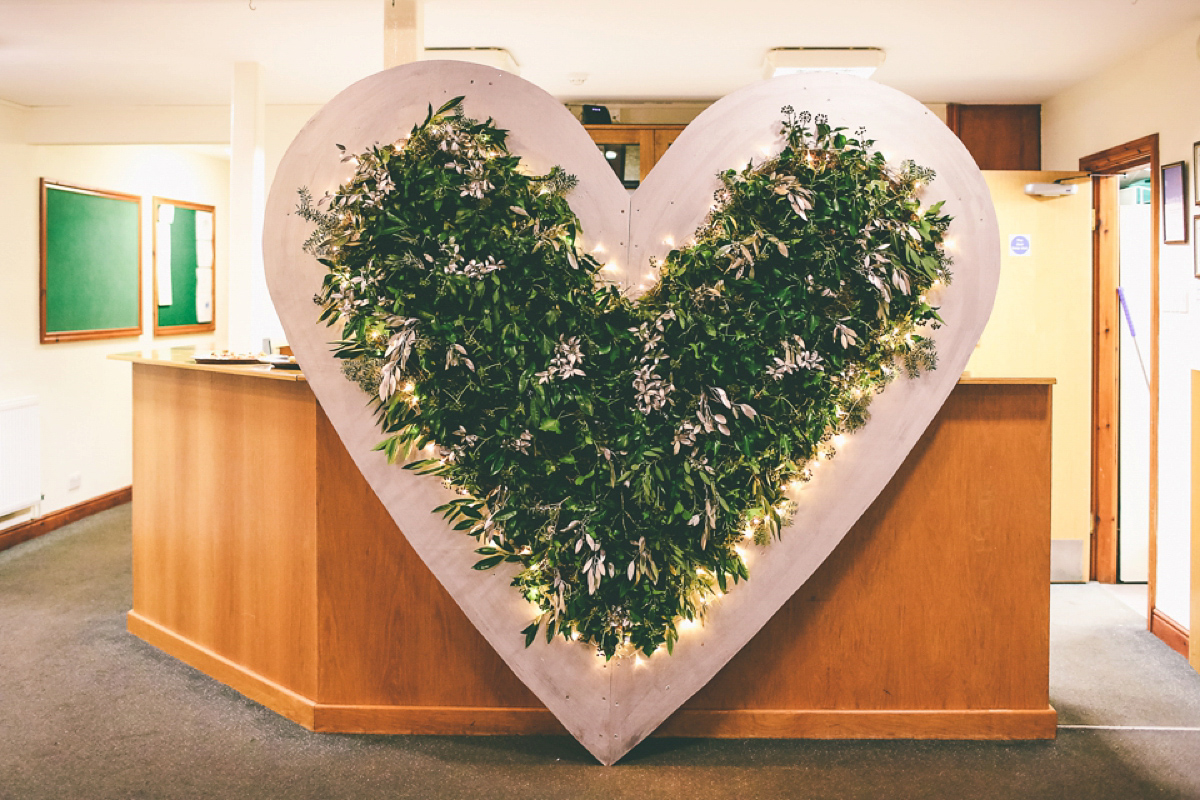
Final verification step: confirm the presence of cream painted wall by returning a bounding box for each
[0,107,229,531]
[966,172,1094,576]
[1043,19,1200,628]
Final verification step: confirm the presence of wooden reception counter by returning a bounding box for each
[114,351,1057,741]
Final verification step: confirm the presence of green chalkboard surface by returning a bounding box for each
[41,180,142,343]
[153,198,216,335]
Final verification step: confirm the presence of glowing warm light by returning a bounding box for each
[833,434,846,447]
[570,631,580,641]
[403,382,415,393]
[663,235,675,247]
[679,618,699,631]
[603,262,621,273]
[944,237,958,251]
[759,144,773,156]
[592,243,606,254]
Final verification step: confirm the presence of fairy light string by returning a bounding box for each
[299,98,954,660]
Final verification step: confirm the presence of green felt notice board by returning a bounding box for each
[40,180,142,343]
[153,197,216,335]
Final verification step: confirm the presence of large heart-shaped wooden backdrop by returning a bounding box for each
[263,61,1000,765]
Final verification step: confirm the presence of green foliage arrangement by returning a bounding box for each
[298,98,952,659]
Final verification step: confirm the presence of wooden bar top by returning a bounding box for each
[109,348,307,382]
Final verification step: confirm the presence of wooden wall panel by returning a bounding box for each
[948,104,1041,170]
[314,407,543,708]
[680,383,1051,714]
[130,364,319,697]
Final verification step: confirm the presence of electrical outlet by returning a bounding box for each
[68,473,81,491]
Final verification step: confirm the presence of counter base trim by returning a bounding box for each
[128,612,316,729]
[128,610,1056,741]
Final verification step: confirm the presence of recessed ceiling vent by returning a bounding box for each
[764,48,886,79]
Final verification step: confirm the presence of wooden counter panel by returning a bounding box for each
[680,383,1051,713]
[314,408,543,708]
[131,364,319,697]
[129,363,1052,737]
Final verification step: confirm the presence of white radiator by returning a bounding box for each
[0,396,41,516]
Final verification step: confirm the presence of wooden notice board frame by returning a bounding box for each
[40,179,143,344]
[152,197,217,336]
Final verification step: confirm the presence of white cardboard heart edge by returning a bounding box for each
[263,63,1000,766]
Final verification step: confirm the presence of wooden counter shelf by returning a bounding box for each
[117,354,1057,741]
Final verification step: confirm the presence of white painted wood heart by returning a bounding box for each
[263,61,999,765]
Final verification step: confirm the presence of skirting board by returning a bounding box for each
[0,486,132,553]
[128,611,1057,742]
[1150,608,1190,659]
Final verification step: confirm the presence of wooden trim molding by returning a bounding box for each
[0,486,132,553]
[128,610,1055,741]
[1079,133,1160,593]
[1150,608,1189,659]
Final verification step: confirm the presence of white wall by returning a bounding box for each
[0,102,230,531]
[1043,19,1200,627]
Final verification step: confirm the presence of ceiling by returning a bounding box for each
[0,0,1197,108]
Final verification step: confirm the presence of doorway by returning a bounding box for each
[1117,167,1153,584]
[1080,135,1160,620]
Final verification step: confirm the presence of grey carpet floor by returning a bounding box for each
[2,504,1200,799]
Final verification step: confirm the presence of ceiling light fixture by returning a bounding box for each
[423,47,520,75]
[764,48,886,80]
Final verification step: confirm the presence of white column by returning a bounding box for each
[384,0,423,69]
[228,61,276,352]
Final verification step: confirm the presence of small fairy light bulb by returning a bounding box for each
[662,235,675,248]
[592,243,606,254]
[788,480,804,492]
[570,630,581,641]
[403,382,415,393]
[679,618,699,632]
[602,262,621,273]
[759,144,773,156]
[944,236,958,251]
[634,655,646,667]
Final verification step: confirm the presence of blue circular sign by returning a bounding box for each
[1010,235,1030,256]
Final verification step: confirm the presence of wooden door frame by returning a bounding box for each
[1079,135,1159,610]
